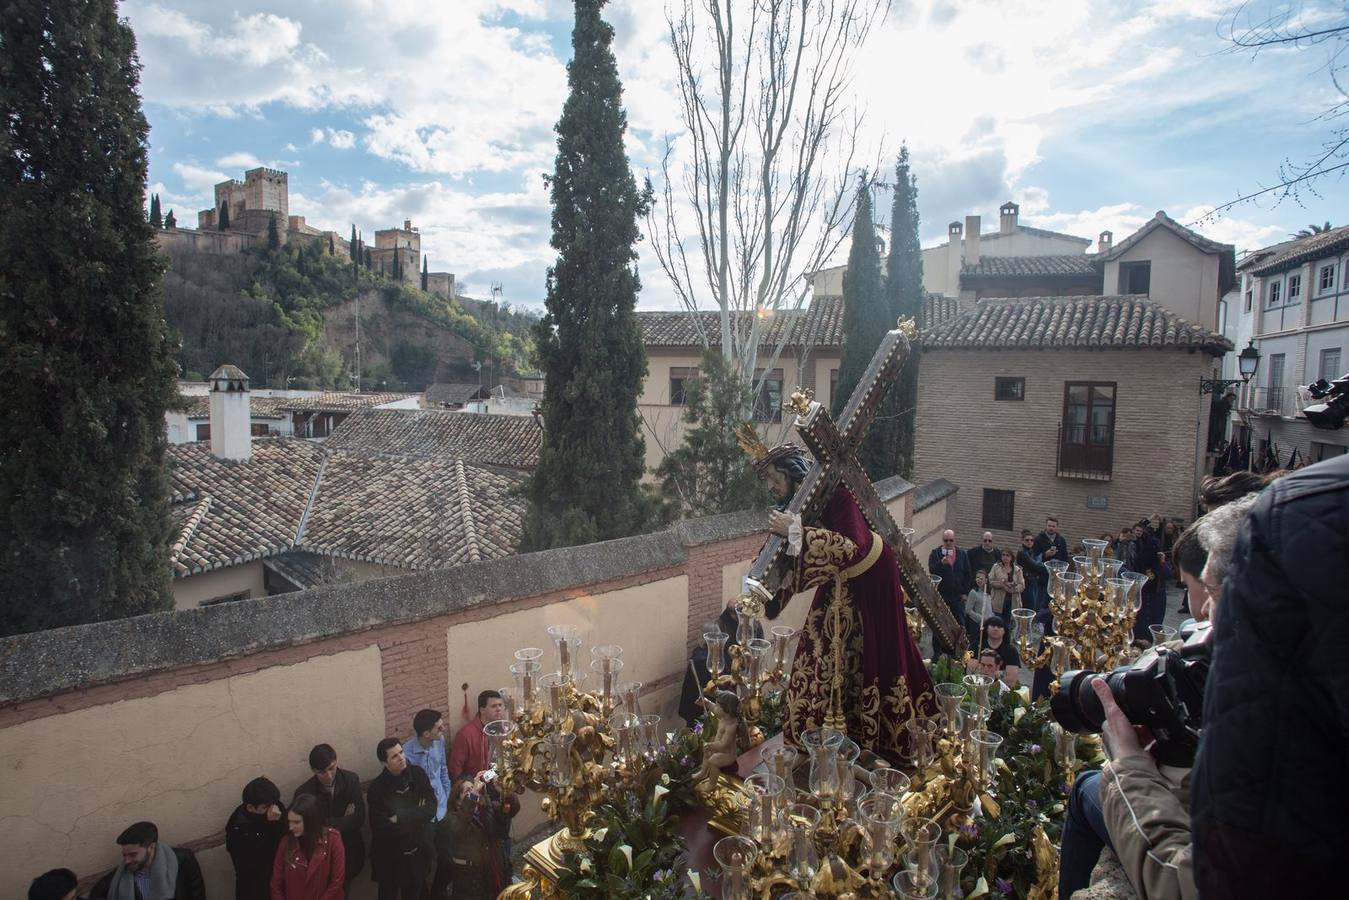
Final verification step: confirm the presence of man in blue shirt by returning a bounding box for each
[405,708,454,899]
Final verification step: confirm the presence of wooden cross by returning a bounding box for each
[745,320,968,656]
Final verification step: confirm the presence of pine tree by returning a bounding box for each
[656,351,770,517]
[421,254,428,291]
[164,209,176,229]
[266,212,280,251]
[218,200,230,230]
[830,175,892,480]
[0,0,180,635]
[884,144,923,479]
[148,192,161,228]
[521,0,654,550]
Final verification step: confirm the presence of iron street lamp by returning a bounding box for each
[1200,339,1261,395]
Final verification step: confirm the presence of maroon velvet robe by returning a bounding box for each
[772,486,937,761]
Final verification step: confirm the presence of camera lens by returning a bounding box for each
[1050,670,1107,734]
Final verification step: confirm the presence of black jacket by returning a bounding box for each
[224,804,287,900]
[678,606,740,726]
[367,764,437,884]
[1191,453,1349,897]
[293,768,367,882]
[90,847,206,900]
[1031,531,1068,566]
[966,545,1000,580]
[1016,547,1048,592]
[927,546,972,601]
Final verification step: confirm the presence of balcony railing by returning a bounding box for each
[1243,386,1292,417]
[1056,423,1114,481]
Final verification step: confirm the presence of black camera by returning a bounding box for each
[1050,623,1211,767]
[1303,373,1349,430]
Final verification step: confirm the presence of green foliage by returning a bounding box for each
[831,176,894,481]
[556,779,708,900]
[655,350,770,518]
[164,209,176,229]
[149,193,162,228]
[0,0,180,634]
[390,341,436,386]
[521,0,655,551]
[266,213,280,251]
[421,254,428,290]
[885,144,923,479]
[218,200,230,230]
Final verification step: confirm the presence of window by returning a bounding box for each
[195,423,211,441]
[1118,261,1151,295]
[1267,280,1282,306]
[669,366,699,405]
[1288,273,1302,303]
[1265,353,1286,413]
[994,376,1025,401]
[203,590,250,606]
[1058,382,1116,478]
[1244,287,1253,312]
[1320,347,1342,381]
[829,368,839,407]
[981,489,1015,531]
[1311,441,1347,463]
[1320,264,1336,293]
[752,368,784,423]
[250,422,269,437]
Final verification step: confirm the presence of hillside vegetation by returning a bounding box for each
[159,239,536,389]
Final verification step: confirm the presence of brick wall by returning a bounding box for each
[914,348,1212,548]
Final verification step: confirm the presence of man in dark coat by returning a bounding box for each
[966,532,1000,582]
[1017,529,1050,610]
[367,737,437,900]
[224,776,286,900]
[293,743,367,885]
[1031,516,1069,568]
[928,528,974,651]
[90,822,206,900]
[1191,452,1349,898]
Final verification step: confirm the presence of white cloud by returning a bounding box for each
[328,129,356,150]
[215,152,262,169]
[171,162,228,197]
[310,128,326,144]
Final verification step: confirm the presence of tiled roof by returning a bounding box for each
[275,391,417,413]
[922,295,961,330]
[961,255,1100,278]
[166,437,527,578]
[1102,211,1232,261]
[638,297,844,349]
[168,440,326,577]
[177,394,288,419]
[976,225,1092,246]
[921,295,1232,354]
[325,408,541,469]
[1247,225,1349,276]
[426,382,490,406]
[300,454,524,569]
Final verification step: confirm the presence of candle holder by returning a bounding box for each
[742,772,786,848]
[769,624,797,685]
[546,624,581,683]
[857,791,904,870]
[714,835,758,900]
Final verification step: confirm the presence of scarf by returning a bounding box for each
[108,845,178,900]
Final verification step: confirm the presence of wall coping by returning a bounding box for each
[0,476,927,706]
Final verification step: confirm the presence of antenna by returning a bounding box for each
[491,282,504,303]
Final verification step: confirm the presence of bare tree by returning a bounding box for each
[1194,2,1349,223]
[648,0,890,393]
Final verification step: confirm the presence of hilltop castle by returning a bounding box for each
[156,166,456,299]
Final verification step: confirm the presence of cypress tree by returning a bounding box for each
[328,233,335,255]
[364,246,371,268]
[884,144,923,479]
[0,0,180,635]
[521,0,654,550]
[148,192,161,228]
[164,208,175,229]
[421,254,428,291]
[392,250,401,281]
[218,200,230,230]
[830,175,892,480]
[266,212,280,251]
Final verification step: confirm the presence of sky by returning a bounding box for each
[130,0,1346,310]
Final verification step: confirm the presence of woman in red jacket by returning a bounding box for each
[271,793,346,900]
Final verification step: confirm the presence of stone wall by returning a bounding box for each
[155,227,256,255]
[0,479,950,897]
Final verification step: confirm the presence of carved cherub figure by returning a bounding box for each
[691,690,747,790]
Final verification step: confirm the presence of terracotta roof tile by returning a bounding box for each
[961,255,1100,278]
[1102,211,1232,261]
[1247,225,1349,276]
[638,297,843,349]
[922,295,961,330]
[426,382,491,406]
[921,296,1232,354]
[275,391,417,413]
[325,408,541,469]
[178,394,288,418]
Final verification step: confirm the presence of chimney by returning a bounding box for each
[965,214,981,266]
[999,201,1019,235]
[208,365,252,463]
[947,221,964,293]
[1098,230,1113,254]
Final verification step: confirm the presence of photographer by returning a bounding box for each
[1191,452,1349,897]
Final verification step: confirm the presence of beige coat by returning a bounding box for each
[1100,754,1196,900]
[988,561,1024,613]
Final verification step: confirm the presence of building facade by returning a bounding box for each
[1229,226,1349,466]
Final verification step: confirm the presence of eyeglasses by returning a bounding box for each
[942,538,955,544]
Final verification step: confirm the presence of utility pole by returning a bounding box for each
[354,291,362,392]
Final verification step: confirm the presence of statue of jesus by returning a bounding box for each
[754,441,938,762]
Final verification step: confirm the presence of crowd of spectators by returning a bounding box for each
[28,693,519,900]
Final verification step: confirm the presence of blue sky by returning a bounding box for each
[130,0,1345,309]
